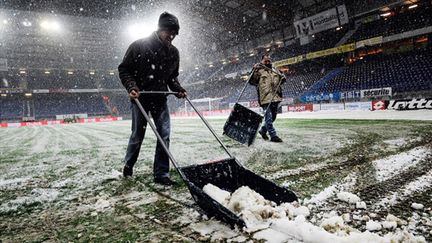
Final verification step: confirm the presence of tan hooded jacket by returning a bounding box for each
[249,65,286,106]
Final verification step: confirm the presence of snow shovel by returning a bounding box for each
[223,65,285,146]
[223,69,263,146]
[133,92,297,228]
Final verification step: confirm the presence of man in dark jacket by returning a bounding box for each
[118,12,187,185]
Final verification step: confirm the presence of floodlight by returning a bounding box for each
[127,23,155,40]
[40,20,61,32]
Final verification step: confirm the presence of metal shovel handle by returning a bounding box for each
[262,73,285,115]
[236,68,256,104]
[139,91,180,95]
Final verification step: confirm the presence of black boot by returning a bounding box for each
[154,177,176,186]
[270,136,283,143]
[259,130,269,140]
[123,165,133,177]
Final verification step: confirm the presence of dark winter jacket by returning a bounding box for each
[118,32,186,103]
[249,65,286,106]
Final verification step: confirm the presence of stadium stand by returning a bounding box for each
[32,93,108,118]
[0,95,23,121]
[348,6,431,42]
[319,48,432,94]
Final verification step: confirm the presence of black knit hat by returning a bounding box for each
[158,12,180,34]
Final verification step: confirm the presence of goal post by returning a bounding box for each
[184,97,223,112]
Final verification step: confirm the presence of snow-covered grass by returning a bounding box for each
[1,113,431,242]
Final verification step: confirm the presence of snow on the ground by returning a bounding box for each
[411,203,424,210]
[373,147,429,182]
[200,184,426,243]
[304,172,357,206]
[383,138,408,148]
[0,177,32,189]
[366,220,382,231]
[269,161,330,180]
[191,220,239,241]
[173,109,432,121]
[0,188,59,212]
[375,169,432,207]
[337,191,361,204]
[278,109,432,121]
[1,113,431,242]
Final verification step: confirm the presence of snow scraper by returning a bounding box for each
[134,92,297,228]
[223,68,262,146]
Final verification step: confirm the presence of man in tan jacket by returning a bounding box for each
[249,54,286,142]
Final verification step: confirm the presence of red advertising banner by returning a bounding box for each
[0,116,122,128]
[288,103,313,112]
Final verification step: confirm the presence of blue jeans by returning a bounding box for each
[260,102,279,138]
[124,101,171,178]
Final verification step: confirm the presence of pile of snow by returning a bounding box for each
[356,201,367,209]
[203,183,231,206]
[366,221,382,231]
[201,184,426,243]
[411,203,424,210]
[337,191,361,204]
[303,185,337,205]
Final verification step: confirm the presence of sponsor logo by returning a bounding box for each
[361,87,392,98]
[294,5,348,37]
[288,104,313,112]
[340,90,361,100]
[372,100,386,110]
[387,98,432,110]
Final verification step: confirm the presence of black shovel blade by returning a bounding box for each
[223,103,263,146]
[180,158,298,227]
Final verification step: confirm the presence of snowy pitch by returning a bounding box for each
[1,110,431,242]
